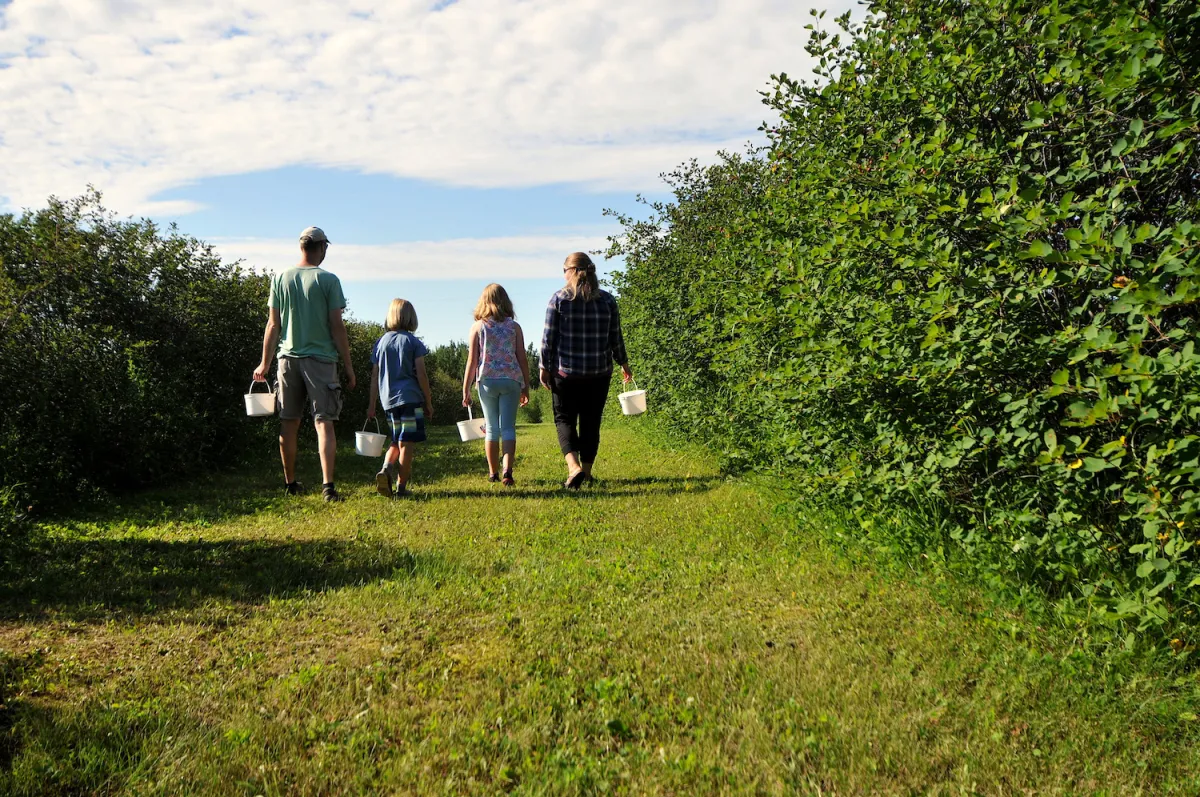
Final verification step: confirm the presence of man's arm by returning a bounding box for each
[416,357,434,420]
[254,307,282,381]
[329,307,356,390]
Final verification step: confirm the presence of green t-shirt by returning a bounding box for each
[268,266,347,363]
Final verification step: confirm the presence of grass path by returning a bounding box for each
[2,422,1199,794]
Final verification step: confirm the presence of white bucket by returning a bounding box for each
[618,380,647,416]
[356,417,388,457]
[244,381,276,417]
[457,406,487,442]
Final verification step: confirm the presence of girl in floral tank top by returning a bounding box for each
[462,284,531,486]
[478,318,523,382]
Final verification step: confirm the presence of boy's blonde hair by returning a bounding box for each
[386,298,418,332]
[473,283,515,322]
[563,252,599,301]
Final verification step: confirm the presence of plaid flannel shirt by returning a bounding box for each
[541,289,628,377]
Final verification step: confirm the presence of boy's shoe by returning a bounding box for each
[284,481,305,496]
[322,485,342,503]
[501,470,515,487]
[375,468,393,497]
[488,473,500,483]
[393,483,411,498]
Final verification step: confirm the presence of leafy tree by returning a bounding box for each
[0,191,271,509]
[611,0,1200,634]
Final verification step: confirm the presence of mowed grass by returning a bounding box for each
[2,421,1200,794]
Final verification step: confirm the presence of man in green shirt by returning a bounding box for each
[253,226,357,502]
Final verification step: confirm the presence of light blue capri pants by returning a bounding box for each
[476,377,522,442]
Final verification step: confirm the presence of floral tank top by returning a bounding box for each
[478,318,523,383]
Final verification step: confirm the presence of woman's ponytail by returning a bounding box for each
[563,252,600,302]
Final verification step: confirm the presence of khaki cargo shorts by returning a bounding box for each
[277,357,342,421]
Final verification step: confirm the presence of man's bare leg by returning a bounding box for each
[315,419,337,485]
[280,418,301,484]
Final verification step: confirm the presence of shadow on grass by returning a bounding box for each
[0,537,446,622]
[334,426,499,487]
[431,475,725,500]
[46,455,291,532]
[56,424,494,529]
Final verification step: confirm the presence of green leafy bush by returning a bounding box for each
[0,191,271,510]
[519,387,547,424]
[0,483,28,544]
[424,341,475,424]
[339,316,385,432]
[610,0,1200,634]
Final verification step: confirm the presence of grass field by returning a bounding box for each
[2,421,1200,794]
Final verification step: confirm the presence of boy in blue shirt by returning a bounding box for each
[366,299,434,496]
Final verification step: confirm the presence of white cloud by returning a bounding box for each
[0,0,855,215]
[213,229,613,281]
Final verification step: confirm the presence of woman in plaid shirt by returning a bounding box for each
[539,252,634,489]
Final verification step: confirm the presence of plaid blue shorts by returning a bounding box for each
[385,404,427,444]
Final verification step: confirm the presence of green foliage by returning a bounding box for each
[424,340,471,386]
[0,482,28,543]
[340,316,386,429]
[0,191,271,510]
[519,386,548,424]
[610,0,1200,635]
[424,340,477,424]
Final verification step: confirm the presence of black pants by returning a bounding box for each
[551,373,611,464]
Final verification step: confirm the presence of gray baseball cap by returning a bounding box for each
[299,226,330,244]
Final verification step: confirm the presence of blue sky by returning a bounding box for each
[0,0,854,347]
[149,167,662,345]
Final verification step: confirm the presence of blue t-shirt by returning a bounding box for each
[372,331,429,410]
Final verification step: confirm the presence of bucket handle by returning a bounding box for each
[361,415,381,434]
[248,380,272,395]
[622,377,640,393]
[467,405,474,421]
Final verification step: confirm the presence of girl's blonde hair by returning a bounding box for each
[386,298,418,332]
[563,252,599,302]
[474,283,515,322]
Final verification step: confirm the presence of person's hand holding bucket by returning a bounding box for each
[355,417,388,457]
[244,380,277,416]
[457,405,487,442]
[617,367,646,416]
